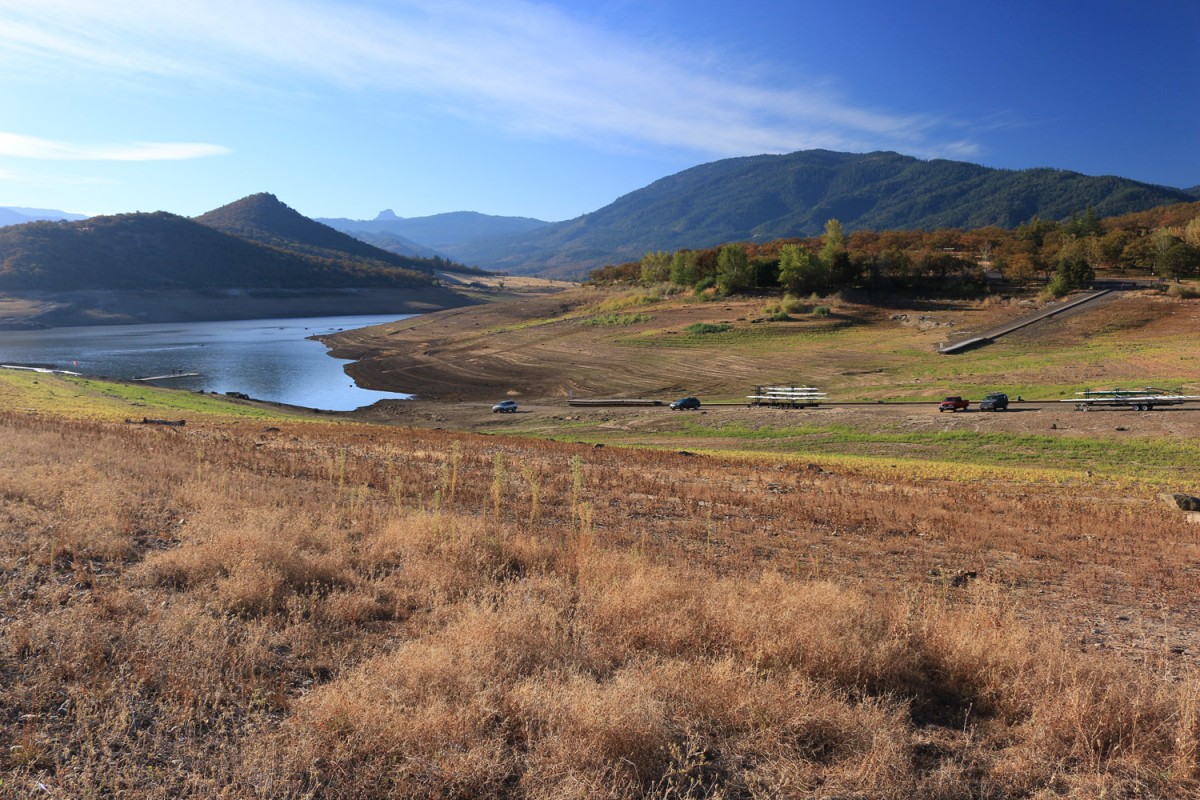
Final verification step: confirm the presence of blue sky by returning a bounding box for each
[1,0,1197,222]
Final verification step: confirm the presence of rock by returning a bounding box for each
[950,570,977,588]
[1172,493,1200,511]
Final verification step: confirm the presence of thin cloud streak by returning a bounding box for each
[0,133,230,161]
[0,0,982,160]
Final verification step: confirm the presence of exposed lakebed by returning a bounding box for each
[0,314,414,410]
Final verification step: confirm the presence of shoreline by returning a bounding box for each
[0,286,478,330]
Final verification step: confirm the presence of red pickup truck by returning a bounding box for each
[938,396,970,412]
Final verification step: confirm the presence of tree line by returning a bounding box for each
[587,202,1200,298]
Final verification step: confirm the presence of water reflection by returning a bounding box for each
[0,314,414,410]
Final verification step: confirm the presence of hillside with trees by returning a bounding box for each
[449,150,1194,277]
[0,211,439,292]
[589,201,1200,299]
[195,193,477,276]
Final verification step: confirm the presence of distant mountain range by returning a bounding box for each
[0,206,88,227]
[317,209,551,258]
[3,150,1196,287]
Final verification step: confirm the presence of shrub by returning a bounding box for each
[683,322,731,334]
[811,305,831,317]
[1167,282,1200,299]
[693,277,717,300]
[579,313,652,327]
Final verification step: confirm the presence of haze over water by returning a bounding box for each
[0,314,413,411]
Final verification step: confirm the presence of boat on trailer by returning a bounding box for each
[1063,388,1200,411]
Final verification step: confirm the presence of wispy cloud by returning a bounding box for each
[0,132,229,161]
[0,0,980,160]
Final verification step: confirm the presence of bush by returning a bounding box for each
[811,306,831,317]
[579,313,651,327]
[1046,274,1071,298]
[1167,282,1200,299]
[684,322,731,334]
[763,294,808,321]
[692,277,717,299]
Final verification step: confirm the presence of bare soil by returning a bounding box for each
[352,395,1200,442]
[330,286,1200,442]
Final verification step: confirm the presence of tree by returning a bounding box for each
[1015,215,1056,248]
[639,251,670,285]
[1120,235,1157,271]
[1005,252,1038,285]
[1155,235,1200,282]
[777,243,828,294]
[820,218,847,267]
[1062,207,1103,239]
[668,249,699,286]
[1096,229,1131,268]
[1049,255,1094,296]
[715,244,752,295]
[1185,217,1200,249]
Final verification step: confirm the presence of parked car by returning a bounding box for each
[492,400,518,413]
[938,396,970,412]
[670,396,701,410]
[979,392,1009,411]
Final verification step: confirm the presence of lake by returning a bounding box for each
[0,314,414,411]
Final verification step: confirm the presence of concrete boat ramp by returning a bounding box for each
[938,289,1113,354]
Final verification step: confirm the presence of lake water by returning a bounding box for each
[0,314,414,411]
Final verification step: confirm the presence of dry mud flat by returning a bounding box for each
[326,288,1200,407]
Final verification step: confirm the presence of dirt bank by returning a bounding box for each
[0,286,477,329]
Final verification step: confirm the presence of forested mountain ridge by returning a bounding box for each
[446,150,1194,277]
[0,211,438,291]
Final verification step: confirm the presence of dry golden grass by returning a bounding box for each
[2,411,1199,797]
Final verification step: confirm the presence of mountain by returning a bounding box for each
[0,210,437,292]
[318,209,552,253]
[193,192,474,275]
[444,150,1195,277]
[0,206,88,227]
[333,229,441,259]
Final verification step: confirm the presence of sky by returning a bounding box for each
[1,0,1197,223]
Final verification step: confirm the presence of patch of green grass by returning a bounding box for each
[618,319,856,349]
[684,322,732,335]
[578,313,652,327]
[662,420,1200,479]
[0,371,306,422]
